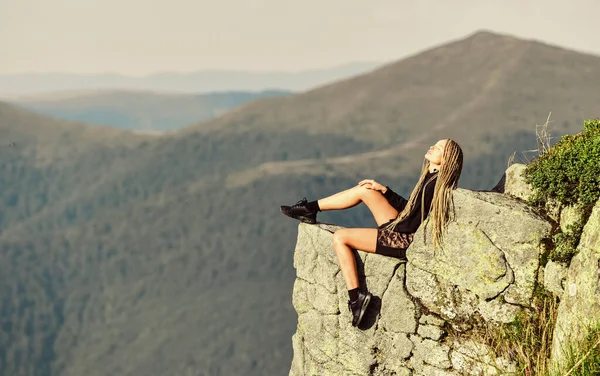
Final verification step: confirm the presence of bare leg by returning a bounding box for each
[318,185,399,226]
[332,228,378,289]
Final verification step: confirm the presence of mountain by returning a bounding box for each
[0,62,381,97]
[1,30,599,376]
[182,30,600,191]
[7,89,291,131]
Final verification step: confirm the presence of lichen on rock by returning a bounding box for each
[407,188,551,324]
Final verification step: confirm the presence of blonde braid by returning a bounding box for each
[427,139,463,248]
[385,139,464,249]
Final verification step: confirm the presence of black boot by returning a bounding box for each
[348,290,372,327]
[280,198,317,224]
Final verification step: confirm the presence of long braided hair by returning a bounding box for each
[384,139,463,249]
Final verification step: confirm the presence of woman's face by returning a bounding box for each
[425,139,448,165]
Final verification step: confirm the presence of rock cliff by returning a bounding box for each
[288,163,600,375]
[289,187,551,375]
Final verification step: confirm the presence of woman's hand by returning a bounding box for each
[358,179,387,194]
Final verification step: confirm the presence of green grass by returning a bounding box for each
[552,323,600,376]
[479,287,559,375]
[524,118,600,264]
[551,218,587,263]
[525,119,600,208]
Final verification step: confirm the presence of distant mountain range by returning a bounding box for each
[1,31,599,376]
[8,89,291,131]
[0,62,381,97]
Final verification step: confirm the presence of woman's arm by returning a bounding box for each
[358,179,408,212]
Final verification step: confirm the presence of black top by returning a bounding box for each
[380,171,438,233]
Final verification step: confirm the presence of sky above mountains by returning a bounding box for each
[1,0,599,75]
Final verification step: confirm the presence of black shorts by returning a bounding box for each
[375,221,414,260]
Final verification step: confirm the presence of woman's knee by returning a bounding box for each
[355,185,381,201]
[332,229,349,248]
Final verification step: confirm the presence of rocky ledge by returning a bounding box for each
[289,187,552,376]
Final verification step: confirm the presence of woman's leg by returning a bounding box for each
[319,186,399,226]
[332,228,378,290]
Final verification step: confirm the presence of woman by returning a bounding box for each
[280,139,464,327]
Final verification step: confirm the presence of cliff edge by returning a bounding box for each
[289,184,553,375]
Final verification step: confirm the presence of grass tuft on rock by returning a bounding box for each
[524,118,600,263]
[552,323,600,376]
[486,287,558,375]
[524,118,600,208]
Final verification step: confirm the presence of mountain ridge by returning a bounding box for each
[180,30,600,186]
[6,89,291,131]
[0,62,381,96]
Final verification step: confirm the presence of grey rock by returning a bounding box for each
[410,221,513,301]
[379,332,413,360]
[406,262,479,322]
[545,197,563,224]
[292,278,338,315]
[296,310,339,365]
[294,223,343,293]
[417,324,445,341]
[450,339,518,375]
[288,186,554,375]
[414,364,460,376]
[551,199,600,370]
[289,333,304,376]
[372,365,411,376]
[291,223,400,375]
[373,332,413,371]
[379,268,417,334]
[503,163,534,201]
[363,250,408,298]
[578,199,600,251]
[495,356,518,374]
[478,298,522,324]
[419,314,446,327]
[560,205,585,233]
[407,189,550,323]
[543,260,568,296]
[453,190,550,307]
[410,335,452,369]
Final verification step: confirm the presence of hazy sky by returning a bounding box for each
[1,0,598,75]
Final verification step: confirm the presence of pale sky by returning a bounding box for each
[1,0,598,75]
